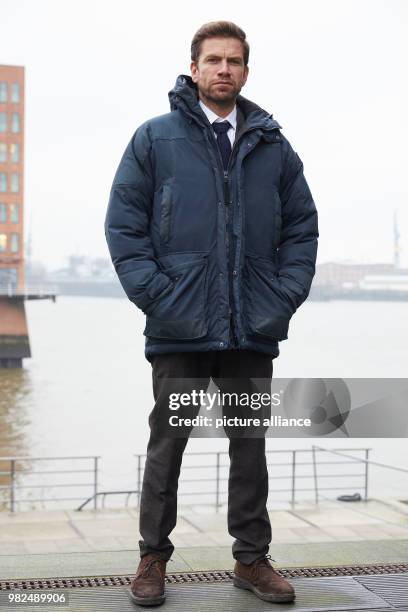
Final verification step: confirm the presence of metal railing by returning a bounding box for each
[312,445,408,503]
[4,446,407,513]
[77,490,138,511]
[0,455,100,513]
[78,447,374,512]
[0,284,58,297]
[78,447,371,512]
[144,447,373,512]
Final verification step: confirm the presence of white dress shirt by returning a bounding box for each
[198,99,237,147]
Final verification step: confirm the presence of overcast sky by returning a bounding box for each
[1,0,407,269]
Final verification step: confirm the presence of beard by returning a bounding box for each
[199,81,242,107]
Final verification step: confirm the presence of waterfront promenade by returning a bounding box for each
[1,497,407,610]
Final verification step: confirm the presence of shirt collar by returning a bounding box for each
[198,99,237,131]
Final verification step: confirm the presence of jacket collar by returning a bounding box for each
[168,74,282,133]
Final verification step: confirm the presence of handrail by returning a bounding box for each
[77,490,138,511]
[0,284,59,291]
[312,445,408,474]
[0,448,373,513]
[0,455,99,461]
[0,456,100,513]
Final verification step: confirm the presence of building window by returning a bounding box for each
[9,203,19,223]
[10,173,19,193]
[10,143,19,162]
[0,203,6,222]
[0,112,6,133]
[0,267,17,287]
[0,143,6,162]
[10,233,19,253]
[0,233,6,252]
[0,267,17,286]
[0,173,6,192]
[11,83,20,103]
[11,113,20,134]
[0,82,7,103]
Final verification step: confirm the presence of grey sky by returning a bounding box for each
[1,0,407,269]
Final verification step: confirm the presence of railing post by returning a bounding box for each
[215,452,220,513]
[291,450,296,506]
[137,455,142,508]
[93,457,99,510]
[312,446,319,504]
[364,448,370,501]
[10,459,15,513]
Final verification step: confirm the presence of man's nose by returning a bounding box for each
[217,60,231,74]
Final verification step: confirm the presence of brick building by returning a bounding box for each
[0,65,24,289]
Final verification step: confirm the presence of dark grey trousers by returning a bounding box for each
[138,350,273,565]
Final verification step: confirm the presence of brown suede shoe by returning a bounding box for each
[127,553,167,606]
[233,554,295,603]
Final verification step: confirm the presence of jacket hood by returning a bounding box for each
[168,74,282,131]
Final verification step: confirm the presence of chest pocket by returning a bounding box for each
[274,191,282,248]
[159,183,172,245]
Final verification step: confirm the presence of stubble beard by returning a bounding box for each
[199,83,242,109]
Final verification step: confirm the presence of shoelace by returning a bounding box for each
[257,554,277,566]
[138,557,172,579]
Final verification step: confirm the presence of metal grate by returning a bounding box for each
[0,578,398,612]
[1,564,408,591]
[356,574,408,608]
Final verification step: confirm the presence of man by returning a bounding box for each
[105,20,318,606]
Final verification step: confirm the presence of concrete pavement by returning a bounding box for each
[0,497,407,578]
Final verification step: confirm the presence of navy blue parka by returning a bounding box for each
[105,75,319,361]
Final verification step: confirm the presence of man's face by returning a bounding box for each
[190,37,249,107]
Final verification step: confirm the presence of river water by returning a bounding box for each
[0,296,407,509]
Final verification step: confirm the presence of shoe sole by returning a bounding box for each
[126,587,165,607]
[233,576,295,603]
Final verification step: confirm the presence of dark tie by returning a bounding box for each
[212,120,232,170]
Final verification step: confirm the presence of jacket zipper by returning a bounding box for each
[206,127,235,347]
[209,123,280,348]
[222,127,260,347]
[222,169,238,347]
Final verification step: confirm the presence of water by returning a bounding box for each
[0,296,407,509]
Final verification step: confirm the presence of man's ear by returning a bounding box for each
[242,65,249,87]
[190,61,198,83]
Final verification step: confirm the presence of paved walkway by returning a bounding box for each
[1,497,408,555]
[0,497,407,578]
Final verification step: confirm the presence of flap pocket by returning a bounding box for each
[144,317,207,340]
[243,255,295,341]
[143,255,209,341]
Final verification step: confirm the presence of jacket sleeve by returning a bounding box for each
[104,123,173,313]
[276,137,319,310]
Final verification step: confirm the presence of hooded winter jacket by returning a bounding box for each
[105,75,318,362]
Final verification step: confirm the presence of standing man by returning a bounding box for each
[105,21,318,606]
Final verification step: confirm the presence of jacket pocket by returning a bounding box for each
[242,255,296,341]
[159,183,172,245]
[143,255,209,340]
[273,191,282,248]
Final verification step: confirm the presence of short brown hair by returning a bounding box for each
[191,21,250,66]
